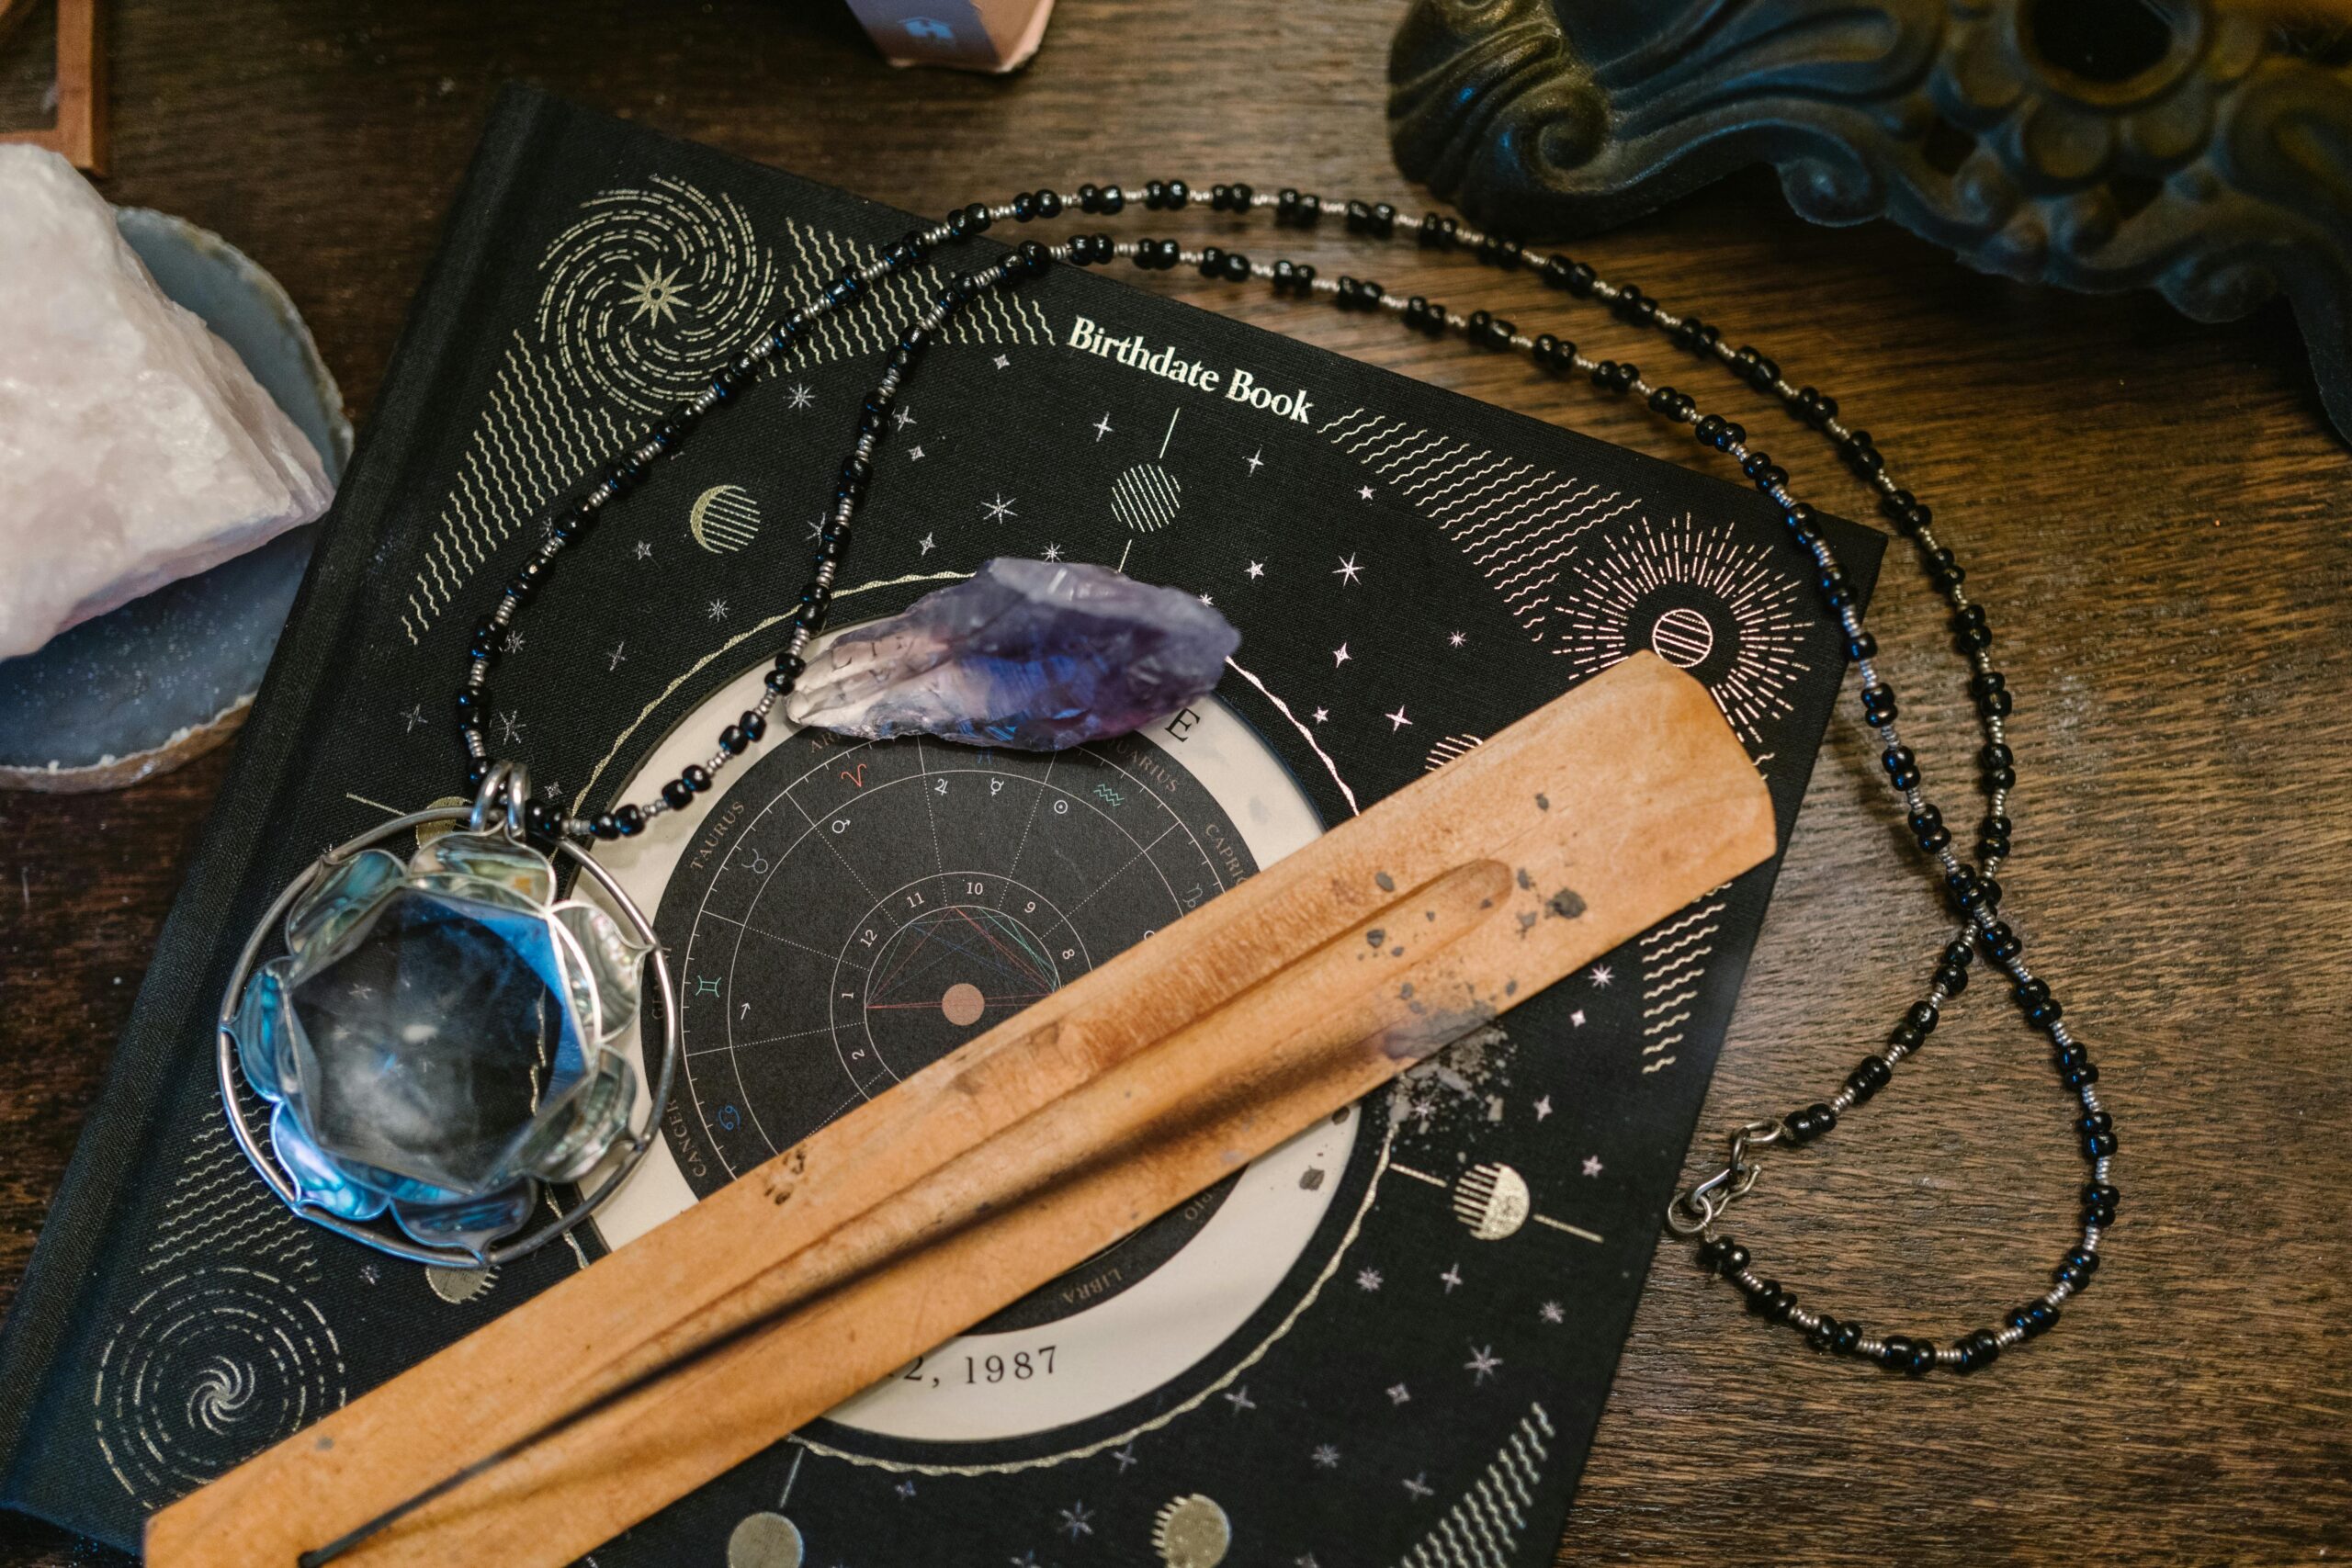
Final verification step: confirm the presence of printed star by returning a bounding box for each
[605,641,628,672]
[1533,1094,1554,1121]
[982,492,1018,523]
[1571,1008,1588,1027]
[1223,1385,1256,1415]
[807,514,826,541]
[1313,707,1329,724]
[1589,964,1614,988]
[1058,1502,1095,1540]
[358,1263,379,1286]
[1448,630,1467,649]
[1358,485,1375,502]
[1332,643,1351,668]
[634,539,654,560]
[1010,1555,1040,1568]
[1440,1262,1464,1293]
[348,981,375,999]
[1298,1556,1321,1568]
[1111,1443,1138,1472]
[908,445,926,461]
[1312,1444,1340,1469]
[919,532,937,556]
[1584,1155,1605,1177]
[501,629,526,654]
[1540,1300,1566,1324]
[1403,1473,1433,1500]
[1334,553,1363,585]
[893,406,916,430]
[1245,447,1265,477]
[895,1479,917,1499]
[540,780,563,803]
[493,709,526,745]
[993,354,1011,369]
[1092,412,1115,441]
[1385,705,1413,731]
[1245,559,1265,580]
[1043,543,1065,561]
[623,263,689,326]
[1465,1345,1503,1384]
[787,382,814,410]
[400,703,427,733]
[1198,592,1215,605]
[1385,1382,1411,1406]
[1356,1267,1383,1292]
[707,598,730,620]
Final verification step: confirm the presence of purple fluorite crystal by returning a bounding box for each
[786,558,1239,751]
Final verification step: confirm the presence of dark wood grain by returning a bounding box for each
[0,3,2344,1563]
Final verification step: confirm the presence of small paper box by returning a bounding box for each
[842,0,1057,73]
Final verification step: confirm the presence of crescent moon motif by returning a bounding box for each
[689,484,763,554]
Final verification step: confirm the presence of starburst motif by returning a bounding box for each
[993,353,1011,369]
[622,263,689,326]
[896,1478,916,1499]
[1043,542,1064,560]
[1589,964,1613,988]
[1112,1443,1137,1472]
[1312,1444,1340,1469]
[1584,1154,1605,1176]
[894,406,916,430]
[634,539,653,560]
[1386,705,1412,731]
[1440,1262,1463,1292]
[1092,412,1114,441]
[1534,1095,1554,1121]
[1058,1502,1094,1540]
[919,532,936,556]
[1403,1473,1433,1499]
[1332,643,1351,667]
[1386,1382,1411,1406]
[1198,592,1215,605]
[400,703,427,733]
[1223,1385,1256,1414]
[707,599,729,620]
[605,641,628,672]
[1334,554,1363,585]
[1554,512,1814,744]
[787,382,814,410]
[1246,448,1265,477]
[501,629,525,654]
[1571,1008,1588,1027]
[1465,1344,1503,1383]
[1541,1300,1566,1324]
[908,444,926,461]
[1356,1267,1383,1292]
[493,709,526,745]
[981,492,1018,523]
[1448,630,1467,648]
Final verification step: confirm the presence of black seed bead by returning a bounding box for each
[464,758,492,790]
[2085,1131,2117,1157]
[1981,921,2022,962]
[455,688,486,718]
[2053,1260,2090,1292]
[1832,1321,1863,1355]
[2053,1043,2087,1072]
[523,798,557,840]
[1883,745,1922,791]
[1076,183,1103,214]
[963,202,992,231]
[1098,184,1125,216]
[719,726,749,755]
[1720,1242,1749,1274]
[1847,1055,1894,1101]
[1880,1336,1916,1371]
[1935,963,1970,997]
[1890,1021,1925,1051]
[740,710,768,744]
[2064,1063,2102,1091]
[1035,187,1063,219]
[1344,197,1374,233]
[1696,1237,1729,1270]
[1166,178,1189,207]
[1743,1276,1780,1312]
[591,813,621,841]
[1907,1000,1939,1034]
[1860,684,1897,726]
[662,778,693,810]
[1807,1314,1840,1351]
[1220,250,1250,282]
[1011,191,1037,221]
[1768,1288,1800,1324]
[1422,215,1460,250]
[764,667,797,694]
[1564,260,1597,297]
[684,764,713,794]
[614,804,645,837]
[2065,1246,2101,1277]
[2079,1110,2112,1137]
[1943,939,1976,971]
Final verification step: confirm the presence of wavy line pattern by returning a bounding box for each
[1394,1402,1555,1568]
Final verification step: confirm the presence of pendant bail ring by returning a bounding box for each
[469,761,533,838]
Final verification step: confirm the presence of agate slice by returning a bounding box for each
[786,558,1240,750]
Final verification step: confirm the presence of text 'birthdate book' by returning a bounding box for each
[0,88,1879,1567]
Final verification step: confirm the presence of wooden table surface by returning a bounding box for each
[3,3,2346,1563]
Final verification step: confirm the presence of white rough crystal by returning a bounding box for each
[0,147,334,660]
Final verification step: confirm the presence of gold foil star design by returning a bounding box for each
[623,263,689,327]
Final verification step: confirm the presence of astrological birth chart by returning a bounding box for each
[587,649,1380,1442]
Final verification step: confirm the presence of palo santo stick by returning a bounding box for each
[147,652,1777,1568]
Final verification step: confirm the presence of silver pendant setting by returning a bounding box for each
[217,764,679,1266]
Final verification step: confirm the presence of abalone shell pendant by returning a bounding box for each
[218,764,678,1265]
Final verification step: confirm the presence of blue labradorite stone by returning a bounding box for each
[285,887,586,1195]
[784,558,1240,751]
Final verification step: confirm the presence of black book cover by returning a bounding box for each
[0,87,1879,1567]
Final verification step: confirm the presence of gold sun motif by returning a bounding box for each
[622,263,689,327]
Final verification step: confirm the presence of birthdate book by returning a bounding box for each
[0,88,1880,1568]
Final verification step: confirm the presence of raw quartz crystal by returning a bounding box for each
[0,147,333,660]
[786,558,1241,750]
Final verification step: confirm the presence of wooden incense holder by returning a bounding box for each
[146,652,1777,1568]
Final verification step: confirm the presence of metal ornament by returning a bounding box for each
[218,764,679,1267]
[1389,0,2352,443]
